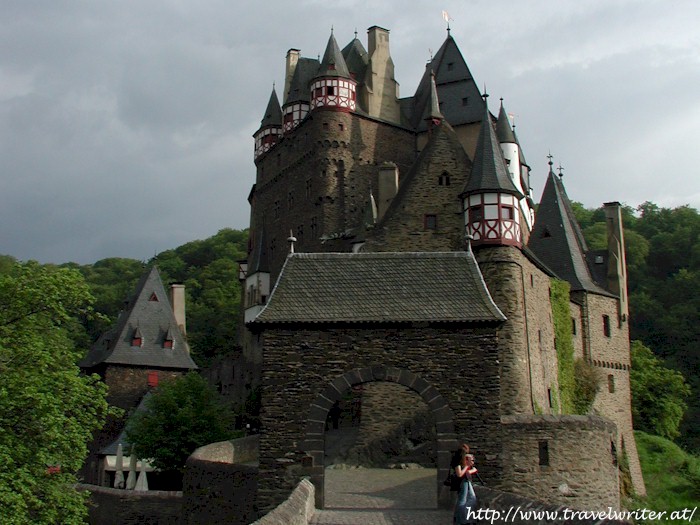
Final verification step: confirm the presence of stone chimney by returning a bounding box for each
[284,48,300,105]
[603,202,629,322]
[365,26,400,123]
[170,284,187,337]
[377,162,399,221]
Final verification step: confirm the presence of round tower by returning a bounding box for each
[310,30,357,112]
[254,87,283,160]
[461,97,524,248]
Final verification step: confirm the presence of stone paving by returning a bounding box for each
[309,468,453,525]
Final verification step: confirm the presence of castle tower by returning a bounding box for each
[309,31,357,112]
[254,87,283,160]
[461,100,524,248]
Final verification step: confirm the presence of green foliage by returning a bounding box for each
[630,341,690,440]
[550,279,575,413]
[126,372,239,475]
[628,431,700,522]
[0,262,110,524]
[572,358,600,414]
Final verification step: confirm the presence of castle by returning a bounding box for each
[240,25,646,511]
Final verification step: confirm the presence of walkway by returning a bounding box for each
[309,468,453,525]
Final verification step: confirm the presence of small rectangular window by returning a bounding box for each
[548,388,553,408]
[538,441,550,466]
[148,371,159,387]
[469,206,483,223]
[502,206,515,220]
[424,214,438,230]
[603,315,611,337]
[572,318,577,335]
[608,374,615,393]
[462,97,469,106]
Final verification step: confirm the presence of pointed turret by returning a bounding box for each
[421,71,444,128]
[310,31,357,112]
[244,220,271,323]
[254,87,283,160]
[461,99,524,248]
[528,162,610,295]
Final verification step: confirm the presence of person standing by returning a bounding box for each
[453,451,478,525]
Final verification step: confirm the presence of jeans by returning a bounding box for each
[453,478,476,525]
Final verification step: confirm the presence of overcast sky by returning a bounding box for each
[2,1,699,264]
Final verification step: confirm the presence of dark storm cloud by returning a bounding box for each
[1,1,698,264]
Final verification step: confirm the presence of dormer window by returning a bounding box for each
[132,328,143,347]
[164,328,175,349]
[149,293,158,302]
[163,339,173,349]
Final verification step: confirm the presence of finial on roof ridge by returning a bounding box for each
[557,164,565,178]
[547,152,554,173]
[287,230,297,254]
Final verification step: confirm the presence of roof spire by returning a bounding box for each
[287,230,297,254]
[354,28,358,39]
[547,152,554,173]
[557,164,565,178]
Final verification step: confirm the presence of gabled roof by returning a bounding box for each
[316,31,351,79]
[284,57,319,106]
[257,88,282,131]
[528,169,613,295]
[251,252,505,324]
[461,103,523,197]
[341,37,369,81]
[79,267,197,370]
[377,119,470,228]
[411,33,484,131]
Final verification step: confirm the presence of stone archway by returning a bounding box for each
[302,365,456,509]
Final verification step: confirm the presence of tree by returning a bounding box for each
[0,262,110,524]
[630,340,690,440]
[125,372,238,478]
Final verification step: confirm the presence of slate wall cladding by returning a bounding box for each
[500,415,620,511]
[255,324,502,511]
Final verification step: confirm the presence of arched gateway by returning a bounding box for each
[248,252,506,511]
[305,366,454,508]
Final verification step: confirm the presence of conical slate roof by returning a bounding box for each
[341,37,368,81]
[316,31,351,79]
[461,103,523,197]
[258,88,282,130]
[496,101,516,144]
[79,267,197,370]
[528,168,612,295]
[252,252,505,324]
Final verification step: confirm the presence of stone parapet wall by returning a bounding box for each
[181,436,260,525]
[77,484,182,525]
[250,478,315,525]
[500,414,620,511]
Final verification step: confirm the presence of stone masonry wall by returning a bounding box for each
[476,247,560,416]
[500,415,620,511]
[364,123,473,253]
[77,484,182,525]
[255,324,502,511]
[253,111,417,282]
[582,292,645,496]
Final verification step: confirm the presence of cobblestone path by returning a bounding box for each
[309,468,453,525]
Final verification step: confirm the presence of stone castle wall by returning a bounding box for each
[77,484,182,525]
[476,247,559,416]
[255,324,502,511]
[500,415,620,510]
[252,112,416,281]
